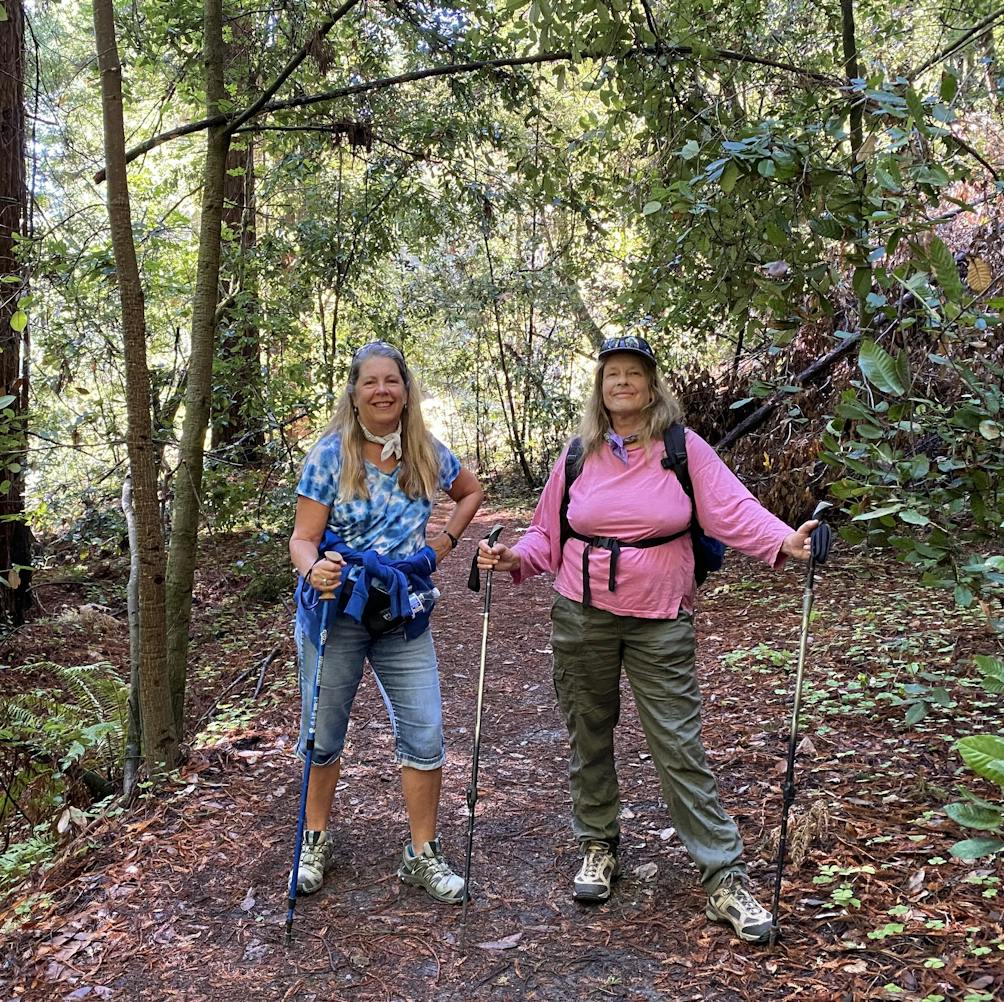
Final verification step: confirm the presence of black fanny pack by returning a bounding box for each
[339,578,407,636]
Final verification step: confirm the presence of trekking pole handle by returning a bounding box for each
[315,550,341,601]
[809,523,832,565]
[467,524,505,592]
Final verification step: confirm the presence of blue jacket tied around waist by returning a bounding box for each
[295,528,438,644]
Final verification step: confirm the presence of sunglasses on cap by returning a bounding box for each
[352,340,406,362]
[597,335,657,363]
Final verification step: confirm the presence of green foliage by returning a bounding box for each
[0,661,127,895]
[945,657,1004,861]
[823,334,1003,623]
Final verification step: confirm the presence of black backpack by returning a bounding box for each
[559,424,725,604]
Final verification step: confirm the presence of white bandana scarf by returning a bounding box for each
[359,420,403,461]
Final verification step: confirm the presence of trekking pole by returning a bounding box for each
[768,513,832,947]
[460,523,504,948]
[285,554,339,947]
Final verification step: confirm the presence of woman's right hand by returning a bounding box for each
[477,540,520,573]
[307,551,344,592]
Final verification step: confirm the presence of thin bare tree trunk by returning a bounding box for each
[121,474,141,794]
[92,0,178,770]
[0,0,31,628]
[165,0,232,738]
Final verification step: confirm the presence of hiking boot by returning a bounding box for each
[573,840,620,902]
[706,872,773,944]
[398,838,465,904]
[292,829,334,895]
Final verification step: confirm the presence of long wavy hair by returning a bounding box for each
[318,342,441,501]
[575,353,684,467]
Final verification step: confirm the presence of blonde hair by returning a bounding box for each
[575,353,684,467]
[318,342,441,501]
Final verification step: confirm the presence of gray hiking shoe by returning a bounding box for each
[398,838,465,904]
[292,829,334,895]
[706,872,773,944]
[573,840,620,902]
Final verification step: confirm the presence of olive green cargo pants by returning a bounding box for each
[550,594,746,892]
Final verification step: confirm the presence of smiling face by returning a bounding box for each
[601,352,653,429]
[353,355,408,433]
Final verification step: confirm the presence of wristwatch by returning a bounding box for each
[443,530,459,549]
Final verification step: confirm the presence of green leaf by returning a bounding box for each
[944,802,1003,831]
[757,158,776,178]
[0,4,7,22]
[859,339,905,395]
[955,585,973,608]
[930,237,965,302]
[811,217,844,240]
[979,420,1001,440]
[899,509,930,526]
[852,503,904,521]
[906,87,928,135]
[642,200,662,216]
[949,837,1004,860]
[939,71,958,103]
[853,267,872,300]
[957,735,1004,789]
[680,140,700,160]
[974,655,1004,694]
[905,701,928,725]
[914,164,951,186]
[9,310,27,333]
[720,162,739,194]
[0,395,15,409]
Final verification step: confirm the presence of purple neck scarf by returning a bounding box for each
[605,431,639,464]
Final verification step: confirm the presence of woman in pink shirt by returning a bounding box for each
[477,335,817,945]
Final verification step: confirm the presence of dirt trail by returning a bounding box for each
[2,508,999,1001]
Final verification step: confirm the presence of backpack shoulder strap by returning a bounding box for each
[559,437,584,550]
[661,423,693,499]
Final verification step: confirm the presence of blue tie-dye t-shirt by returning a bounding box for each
[296,433,461,559]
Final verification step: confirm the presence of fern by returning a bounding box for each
[1,661,127,773]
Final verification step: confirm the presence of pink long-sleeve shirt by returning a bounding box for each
[511,429,794,619]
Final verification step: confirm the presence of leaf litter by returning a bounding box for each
[1,508,1001,1001]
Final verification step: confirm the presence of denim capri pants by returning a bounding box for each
[295,613,446,770]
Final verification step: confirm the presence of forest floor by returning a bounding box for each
[1,504,1001,1002]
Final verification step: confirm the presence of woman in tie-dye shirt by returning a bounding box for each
[289,341,483,904]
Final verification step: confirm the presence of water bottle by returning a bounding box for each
[408,586,441,617]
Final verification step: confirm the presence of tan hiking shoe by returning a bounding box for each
[573,840,620,902]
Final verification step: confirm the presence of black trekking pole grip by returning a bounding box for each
[467,524,505,592]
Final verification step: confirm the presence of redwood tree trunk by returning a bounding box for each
[211,20,262,463]
[165,0,232,737]
[0,0,31,627]
[92,0,178,769]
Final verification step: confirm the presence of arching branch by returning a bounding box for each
[94,45,841,182]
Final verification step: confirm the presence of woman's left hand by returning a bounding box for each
[781,519,819,561]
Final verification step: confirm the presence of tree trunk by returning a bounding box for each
[165,0,232,738]
[211,20,262,463]
[0,0,32,627]
[92,0,178,770]
[121,474,141,795]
